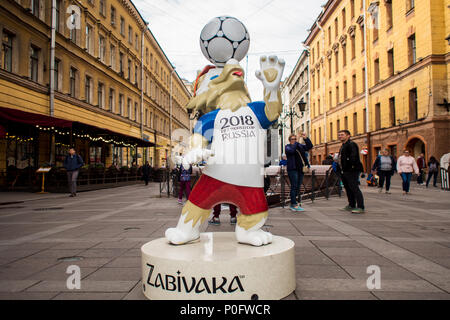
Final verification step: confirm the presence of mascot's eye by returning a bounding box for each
[210,75,219,80]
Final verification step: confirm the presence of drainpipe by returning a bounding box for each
[140,26,146,165]
[49,0,56,117]
[363,0,371,172]
[316,15,327,158]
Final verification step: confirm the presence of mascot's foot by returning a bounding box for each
[165,227,200,245]
[235,211,272,246]
[165,200,210,245]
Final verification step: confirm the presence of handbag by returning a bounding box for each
[296,149,310,173]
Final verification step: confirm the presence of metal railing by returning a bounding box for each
[440,168,449,191]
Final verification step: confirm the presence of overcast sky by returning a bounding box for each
[133,0,324,101]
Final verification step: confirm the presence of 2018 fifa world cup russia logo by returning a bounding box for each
[166,16,285,247]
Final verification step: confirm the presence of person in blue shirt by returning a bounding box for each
[285,133,313,212]
[63,147,84,197]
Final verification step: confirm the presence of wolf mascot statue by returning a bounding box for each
[166,56,285,246]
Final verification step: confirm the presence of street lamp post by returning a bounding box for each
[169,67,176,169]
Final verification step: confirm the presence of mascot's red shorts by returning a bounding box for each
[188,174,268,215]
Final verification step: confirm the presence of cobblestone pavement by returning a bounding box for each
[0,176,449,300]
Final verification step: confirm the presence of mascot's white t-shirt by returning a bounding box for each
[194,102,273,188]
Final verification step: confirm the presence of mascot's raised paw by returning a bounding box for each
[255,55,285,102]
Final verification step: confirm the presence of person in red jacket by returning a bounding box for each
[416,153,426,185]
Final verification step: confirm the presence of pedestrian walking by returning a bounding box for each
[285,132,313,212]
[416,152,426,185]
[397,150,419,195]
[337,130,365,214]
[177,163,192,204]
[371,148,396,194]
[142,161,151,186]
[63,147,84,197]
[208,204,238,225]
[426,156,440,188]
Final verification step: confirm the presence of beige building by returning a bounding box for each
[305,0,449,168]
[0,0,191,190]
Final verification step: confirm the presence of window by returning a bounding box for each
[351,36,356,59]
[328,58,332,79]
[362,67,366,91]
[110,44,116,69]
[363,108,367,132]
[407,0,415,12]
[135,34,139,51]
[386,0,393,29]
[329,90,333,108]
[135,65,138,85]
[351,0,355,18]
[69,67,77,97]
[31,0,40,18]
[314,129,317,145]
[342,8,346,29]
[145,47,149,64]
[55,0,61,32]
[127,98,132,118]
[30,45,39,82]
[99,0,105,16]
[145,109,148,126]
[375,103,381,130]
[99,35,105,62]
[343,80,348,101]
[109,88,115,112]
[330,122,333,140]
[409,88,418,121]
[128,26,133,44]
[387,48,394,76]
[54,58,60,90]
[374,58,380,83]
[150,53,153,69]
[85,25,92,53]
[328,27,331,45]
[98,82,104,108]
[336,85,340,104]
[119,94,124,115]
[342,44,347,67]
[120,17,125,36]
[408,34,416,66]
[85,76,91,103]
[2,31,13,72]
[337,119,340,134]
[335,50,339,73]
[127,58,131,81]
[69,11,77,43]
[111,6,116,26]
[344,116,348,130]
[352,74,357,96]
[134,102,138,122]
[119,52,124,75]
[319,127,322,143]
[389,97,396,126]
[334,18,338,38]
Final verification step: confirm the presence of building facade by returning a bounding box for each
[285,50,311,140]
[0,0,191,190]
[305,0,449,169]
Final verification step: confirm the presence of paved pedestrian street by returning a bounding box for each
[0,177,449,300]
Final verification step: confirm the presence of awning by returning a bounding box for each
[0,107,154,147]
[0,106,72,127]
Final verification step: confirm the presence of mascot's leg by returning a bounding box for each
[165,200,210,245]
[235,211,273,246]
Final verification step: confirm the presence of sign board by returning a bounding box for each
[36,167,52,173]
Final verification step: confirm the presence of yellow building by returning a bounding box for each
[0,0,191,190]
[305,0,449,169]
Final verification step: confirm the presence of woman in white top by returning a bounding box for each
[396,150,419,195]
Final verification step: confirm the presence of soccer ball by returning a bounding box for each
[199,16,250,67]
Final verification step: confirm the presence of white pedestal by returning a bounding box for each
[141,232,295,300]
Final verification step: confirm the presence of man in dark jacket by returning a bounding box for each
[337,130,364,214]
[285,132,313,212]
[142,161,152,185]
[63,147,84,197]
